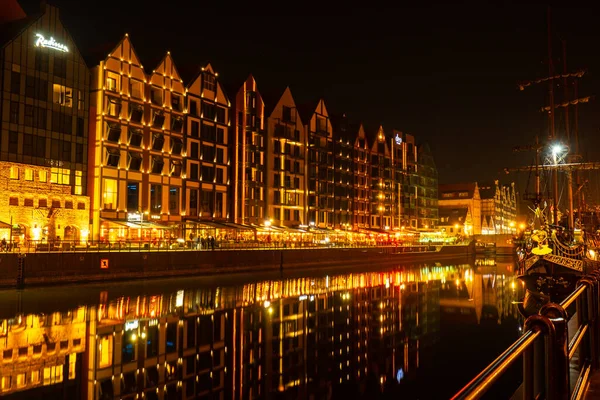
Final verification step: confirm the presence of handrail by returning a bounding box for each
[453,271,600,400]
[450,330,540,400]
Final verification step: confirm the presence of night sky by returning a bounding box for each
[17,1,600,200]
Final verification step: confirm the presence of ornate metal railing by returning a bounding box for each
[452,271,600,400]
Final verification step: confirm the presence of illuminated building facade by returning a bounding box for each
[370,126,393,230]
[416,142,438,229]
[90,35,186,241]
[352,124,371,230]
[265,87,306,227]
[304,100,334,228]
[332,114,353,230]
[0,3,90,243]
[479,180,518,234]
[184,64,231,228]
[231,75,265,225]
[438,183,481,235]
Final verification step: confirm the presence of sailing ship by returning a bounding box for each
[508,8,600,317]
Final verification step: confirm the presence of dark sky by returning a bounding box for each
[19,1,600,196]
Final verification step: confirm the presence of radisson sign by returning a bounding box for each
[34,33,69,52]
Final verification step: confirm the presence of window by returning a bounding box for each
[11,71,20,94]
[9,197,18,206]
[189,99,198,116]
[190,142,199,159]
[150,88,162,105]
[105,148,120,167]
[171,94,181,111]
[78,90,85,111]
[203,73,216,92]
[25,169,33,181]
[129,103,143,123]
[128,128,143,147]
[216,127,225,144]
[150,185,162,213]
[152,111,164,128]
[23,134,33,156]
[102,179,117,210]
[10,166,19,180]
[9,101,18,124]
[76,117,84,137]
[170,160,181,177]
[106,72,119,92]
[201,102,215,119]
[189,163,198,180]
[171,116,183,132]
[282,106,292,122]
[75,171,83,195]
[190,120,199,137]
[61,141,71,162]
[54,56,66,78]
[9,131,18,154]
[216,168,223,184]
[151,157,164,174]
[171,138,183,155]
[1,376,10,392]
[201,166,214,181]
[76,143,84,163]
[127,182,139,211]
[51,168,70,185]
[106,122,121,143]
[39,198,47,207]
[51,111,70,133]
[26,76,48,101]
[53,84,73,107]
[24,105,33,127]
[169,187,179,213]
[216,107,226,123]
[216,148,224,164]
[52,199,61,208]
[128,152,142,171]
[77,202,85,210]
[107,96,121,117]
[65,200,73,209]
[39,170,47,182]
[130,80,143,99]
[99,335,113,368]
[152,133,164,151]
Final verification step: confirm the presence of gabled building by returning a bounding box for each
[438,183,481,235]
[352,124,370,230]
[184,63,230,232]
[230,75,265,226]
[438,207,472,236]
[303,100,334,228]
[479,180,517,234]
[90,35,186,242]
[332,114,353,230]
[0,2,90,245]
[265,87,305,227]
[369,126,393,230]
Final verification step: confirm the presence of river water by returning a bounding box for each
[0,256,523,399]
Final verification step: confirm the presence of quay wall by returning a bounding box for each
[0,244,474,288]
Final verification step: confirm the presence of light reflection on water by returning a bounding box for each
[0,257,522,399]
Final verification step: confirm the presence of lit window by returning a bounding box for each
[39,170,47,182]
[106,72,120,92]
[10,166,19,179]
[16,373,25,388]
[68,353,76,380]
[107,97,121,117]
[1,376,10,392]
[74,171,82,195]
[50,168,70,185]
[43,366,63,386]
[130,80,143,99]
[30,370,40,384]
[105,148,120,167]
[24,168,33,181]
[78,90,84,111]
[102,179,117,210]
[52,83,73,107]
[99,335,113,368]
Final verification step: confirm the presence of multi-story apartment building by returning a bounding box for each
[390,129,404,229]
[438,183,481,235]
[0,3,91,244]
[304,100,334,228]
[370,126,393,230]
[230,75,265,226]
[332,114,353,230]
[399,133,419,229]
[90,35,186,242]
[352,124,370,230]
[265,88,305,227]
[183,64,230,233]
[416,142,438,229]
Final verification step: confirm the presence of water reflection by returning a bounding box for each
[0,258,521,399]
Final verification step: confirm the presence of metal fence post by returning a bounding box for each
[539,303,570,400]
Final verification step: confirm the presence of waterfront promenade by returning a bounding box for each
[0,241,475,289]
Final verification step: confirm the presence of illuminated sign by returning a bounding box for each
[395,134,402,145]
[34,33,69,52]
[125,320,139,331]
[127,212,142,222]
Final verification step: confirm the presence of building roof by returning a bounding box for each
[438,183,478,200]
[478,182,496,200]
[439,207,469,225]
